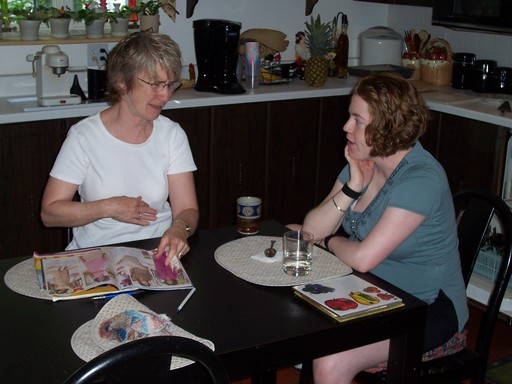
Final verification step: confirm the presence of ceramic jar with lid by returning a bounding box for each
[490,67,512,94]
[471,59,497,93]
[451,52,476,89]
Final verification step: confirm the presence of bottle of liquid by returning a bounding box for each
[336,14,349,79]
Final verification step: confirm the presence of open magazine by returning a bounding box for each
[33,246,193,301]
[293,274,404,322]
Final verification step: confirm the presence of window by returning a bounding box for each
[3,0,131,36]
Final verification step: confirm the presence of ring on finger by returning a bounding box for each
[138,213,142,219]
[178,252,183,259]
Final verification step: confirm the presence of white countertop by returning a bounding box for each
[1,77,512,128]
[468,274,512,321]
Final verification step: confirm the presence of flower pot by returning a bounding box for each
[19,19,41,41]
[86,18,107,39]
[139,14,159,32]
[109,17,129,37]
[50,18,71,39]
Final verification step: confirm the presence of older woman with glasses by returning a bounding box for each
[41,31,198,266]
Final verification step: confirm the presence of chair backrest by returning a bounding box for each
[63,335,229,384]
[453,189,512,364]
[454,191,495,286]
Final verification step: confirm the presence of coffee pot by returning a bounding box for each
[193,19,245,94]
[27,45,82,107]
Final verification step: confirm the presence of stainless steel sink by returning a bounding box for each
[7,96,108,112]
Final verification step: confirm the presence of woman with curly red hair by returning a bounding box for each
[290,73,468,384]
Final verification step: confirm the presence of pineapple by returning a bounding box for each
[304,15,332,87]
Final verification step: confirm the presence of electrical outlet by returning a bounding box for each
[87,43,108,69]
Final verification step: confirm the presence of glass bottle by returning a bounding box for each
[327,26,338,77]
[336,14,349,79]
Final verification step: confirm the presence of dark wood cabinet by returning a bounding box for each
[209,102,268,228]
[355,0,432,5]
[0,119,72,257]
[420,108,441,158]
[316,96,350,202]
[162,107,212,230]
[267,99,321,225]
[0,98,506,259]
[420,110,506,196]
[435,113,507,195]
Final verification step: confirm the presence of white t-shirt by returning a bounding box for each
[50,113,197,250]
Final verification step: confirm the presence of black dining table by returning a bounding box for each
[0,220,427,384]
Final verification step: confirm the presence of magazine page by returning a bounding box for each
[35,248,118,297]
[33,246,193,300]
[105,247,193,291]
[293,274,404,322]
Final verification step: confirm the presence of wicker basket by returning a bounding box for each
[402,58,421,80]
[420,38,453,86]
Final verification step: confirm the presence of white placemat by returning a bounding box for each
[71,294,214,369]
[4,258,52,300]
[215,236,352,286]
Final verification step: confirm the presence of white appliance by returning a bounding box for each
[26,45,82,107]
[359,26,403,66]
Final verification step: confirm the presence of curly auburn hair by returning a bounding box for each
[106,31,182,104]
[352,73,429,157]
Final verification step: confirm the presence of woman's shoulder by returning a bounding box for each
[154,114,181,128]
[153,114,187,138]
[404,143,446,175]
[69,113,103,135]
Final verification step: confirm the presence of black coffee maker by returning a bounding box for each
[193,19,245,94]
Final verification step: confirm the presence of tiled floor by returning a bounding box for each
[230,305,512,384]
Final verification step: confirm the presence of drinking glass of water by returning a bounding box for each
[282,230,314,276]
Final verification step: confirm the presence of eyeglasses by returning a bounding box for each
[137,77,182,92]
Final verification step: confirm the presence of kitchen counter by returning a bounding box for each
[1,77,512,128]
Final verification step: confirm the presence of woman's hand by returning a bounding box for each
[155,223,190,266]
[109,196,158,225]
[344,145,375,191]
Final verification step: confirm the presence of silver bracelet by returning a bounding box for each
[332,196,346,212]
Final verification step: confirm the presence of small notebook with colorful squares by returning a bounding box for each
[293,274,404,322]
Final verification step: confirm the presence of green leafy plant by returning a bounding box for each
[105,4,136,23]
[48,6,75,20]
[10,0,52,22]
[135,0,177,16]
[137,0,163,16]
[73,1,106,26]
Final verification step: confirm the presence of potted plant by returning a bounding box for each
[74,1,107,38]
[48,6,74,38]
[10,0,51,40]
[105,3,135,37]
[137,0,162,32]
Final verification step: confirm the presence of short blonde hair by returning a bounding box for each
[107,31,182,104]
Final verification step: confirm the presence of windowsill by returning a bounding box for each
[0,34,124,46]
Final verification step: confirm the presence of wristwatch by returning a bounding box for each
[174,219,192,238]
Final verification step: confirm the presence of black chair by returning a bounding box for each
[301,189,512,384]
[63,336,230,384]
[419,189,512,384]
